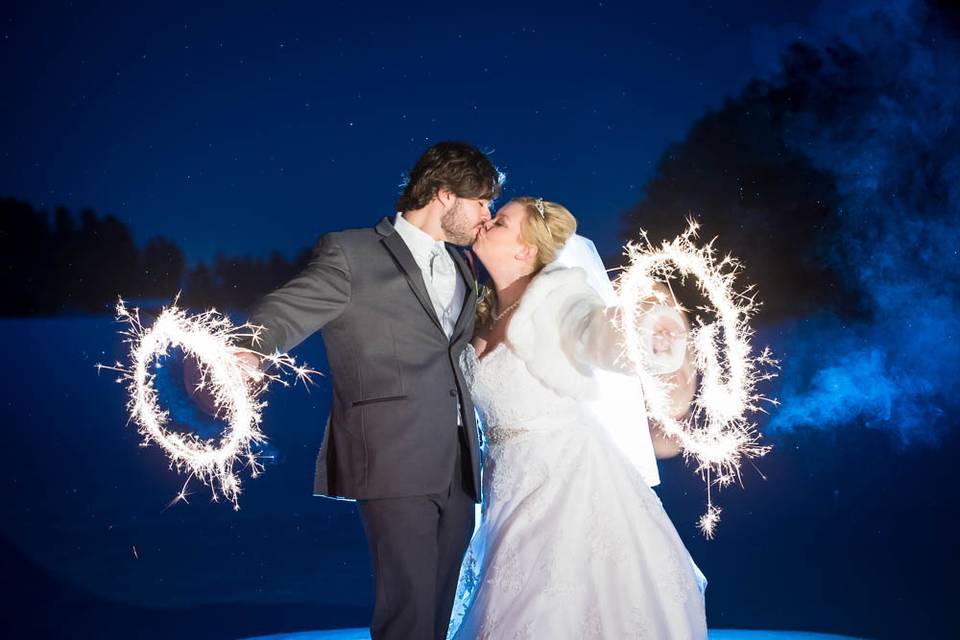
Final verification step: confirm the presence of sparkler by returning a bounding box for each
[97,296,318,509]
[616,219,778,537]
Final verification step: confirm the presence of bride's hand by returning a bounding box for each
[649,356,697,458]
[650,314,686,354]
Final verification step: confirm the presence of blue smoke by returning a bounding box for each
[766,1,960,444]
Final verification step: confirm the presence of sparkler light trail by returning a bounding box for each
[616,219,778,537]
[97,297,318,509]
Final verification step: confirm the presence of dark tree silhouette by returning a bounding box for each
[180,249,311,311]
[67,209,140,311]
[141,237,186,298]
[618,70,844,322]
[0,199,188,315]
[621,0,960,324]
[0,198,58,314]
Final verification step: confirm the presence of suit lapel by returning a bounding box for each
[448,245,477,343]
[377,217,445,335]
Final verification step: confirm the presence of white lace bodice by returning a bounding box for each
[448,266,706,640]
[451,342,707,640]
[461,343,582,444]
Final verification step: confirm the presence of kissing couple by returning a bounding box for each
[237,142,708,639]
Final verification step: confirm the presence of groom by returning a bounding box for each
[238,142,497,640]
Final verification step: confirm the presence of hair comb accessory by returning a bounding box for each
[534,197,546,219]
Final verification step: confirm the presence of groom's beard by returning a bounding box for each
[440,199,479,246]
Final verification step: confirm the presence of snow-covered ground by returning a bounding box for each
[3,316,941,639]
[241,630,868,640]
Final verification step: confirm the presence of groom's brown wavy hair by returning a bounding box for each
[395,141,502,212]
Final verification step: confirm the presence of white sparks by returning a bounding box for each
[98,296,319,509]
[697,504,723,540]
[616,219,778,537]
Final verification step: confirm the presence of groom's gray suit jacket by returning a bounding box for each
[247,217,482,502]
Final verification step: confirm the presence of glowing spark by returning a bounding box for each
[132,545,139,560]
[98,296,319,509]
[616,219,778,536]
[697,504,722,540]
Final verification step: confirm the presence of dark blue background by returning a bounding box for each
[1,1,956,639]
[1,0,819,264]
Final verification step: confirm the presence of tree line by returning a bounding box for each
[5,3,955,320]
[0,197,310,315]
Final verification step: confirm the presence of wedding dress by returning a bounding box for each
[447,265,708,640]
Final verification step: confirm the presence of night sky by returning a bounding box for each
[3,2,956,639]
[2,0,828,264]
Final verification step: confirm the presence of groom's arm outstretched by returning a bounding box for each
[238,233,351,369]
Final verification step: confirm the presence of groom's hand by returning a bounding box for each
[233,350,263,384]
[184,350,263,416]
[183,354,220,416]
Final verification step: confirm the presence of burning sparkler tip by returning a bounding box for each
[105,298,318,511]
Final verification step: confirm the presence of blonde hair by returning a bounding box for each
[476,197,577,325]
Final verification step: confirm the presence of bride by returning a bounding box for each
[447,197,708,639]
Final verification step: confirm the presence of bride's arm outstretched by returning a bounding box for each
[562,282,695,458]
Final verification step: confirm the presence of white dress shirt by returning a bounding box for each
[394,212,466,339]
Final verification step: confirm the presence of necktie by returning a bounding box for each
[429,244,456,334]
[429,244,463,423]
[429,244,455,282]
